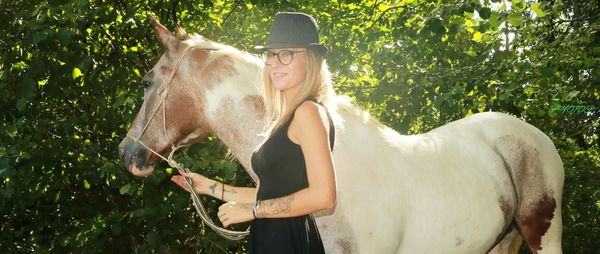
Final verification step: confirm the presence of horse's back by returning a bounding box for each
[327,108,563,253]
[435,111,564,185]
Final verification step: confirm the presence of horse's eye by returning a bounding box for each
[142,70,155,89]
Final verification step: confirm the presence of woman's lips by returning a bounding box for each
[272,72,287,78]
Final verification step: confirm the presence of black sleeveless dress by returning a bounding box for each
[249,102,335,254]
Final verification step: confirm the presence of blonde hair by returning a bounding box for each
[261,49,336,134]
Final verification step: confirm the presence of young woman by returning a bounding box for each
[171,12,337,253]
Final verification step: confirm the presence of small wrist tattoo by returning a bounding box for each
[208,182,217,195]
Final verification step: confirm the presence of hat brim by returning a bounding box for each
[254,43,328,56]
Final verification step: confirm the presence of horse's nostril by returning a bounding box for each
[118,138,134,170]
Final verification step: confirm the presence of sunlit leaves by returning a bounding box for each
[511,0,527,12]
[472,31,483,42]
[119,183,132,195]
[72,67,83,79]
[531,3,546,18]
[508,14,524,27]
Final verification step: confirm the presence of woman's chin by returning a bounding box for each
[272,82,289,91]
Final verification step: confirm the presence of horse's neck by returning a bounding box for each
[213,94,265,182]
[202,63,266,182]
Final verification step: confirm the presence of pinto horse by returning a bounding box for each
[118,19,564,254]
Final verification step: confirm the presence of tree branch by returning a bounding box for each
[366,6,404,29]
[171,0,180,25]
[222,0,243,27]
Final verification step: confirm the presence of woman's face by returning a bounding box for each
[265,48,307,92]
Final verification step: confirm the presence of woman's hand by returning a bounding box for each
[218,202,254,228]
[170,172,213,195]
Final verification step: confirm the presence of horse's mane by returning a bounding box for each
[183,33,263,69]
[179,33,263,95]
[334,95,387,129]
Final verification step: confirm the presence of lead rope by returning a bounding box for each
[127,46,250,240]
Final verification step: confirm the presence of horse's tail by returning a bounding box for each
[492,116,564,254]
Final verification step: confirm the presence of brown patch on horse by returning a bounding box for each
[173,37,188,53]
[160,65,173,76]
[518,194,556,251]
[133,59,212,160]
[494,135,557,252]
[167,90,208,142]
[336,238,353,254]
[242,95,265,117]
[188,50,237,91]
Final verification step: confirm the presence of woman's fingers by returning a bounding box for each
[180,172,193,178]
[217,202,252,228]
[175,172,205,194]
[218,203,235,227]
[171,172,205,192]
[218,209,229,227]
[220,217,229,228]
[170,175,191,192]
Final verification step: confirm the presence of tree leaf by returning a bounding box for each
[508,14,523,27]
[531,3,546,18]
[119,183,131,195]
[489,12,501,29]
[478,7,492,20]
[72,67,83,79]
[565,90,579,102]
[16,98,27,111]
[472,32,482,42]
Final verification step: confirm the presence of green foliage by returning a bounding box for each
[1,0,598,253]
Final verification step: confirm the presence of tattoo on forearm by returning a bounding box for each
[209,182,217,195]
[257,195,295,217]
[240,203,253,211]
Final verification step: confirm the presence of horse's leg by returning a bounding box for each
[487,230,523,254]
[495,135,563,254]
[515,199,563,254]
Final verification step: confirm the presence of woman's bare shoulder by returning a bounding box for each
[294,101,328,126]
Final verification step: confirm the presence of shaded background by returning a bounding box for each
[1,0,598,253]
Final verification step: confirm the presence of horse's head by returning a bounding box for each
[119,18,263,177]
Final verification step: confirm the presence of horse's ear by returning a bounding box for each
[175,26,190,41]
[149,15,178,51]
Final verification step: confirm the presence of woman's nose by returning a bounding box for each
[270,57,282,67]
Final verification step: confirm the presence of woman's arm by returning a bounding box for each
[218,101,336,227]
[171,173,258,204]
[204,179,258,204]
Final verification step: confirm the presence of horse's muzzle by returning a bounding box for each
[118,137,155,177]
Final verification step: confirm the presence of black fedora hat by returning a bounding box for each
[254,12,328,56]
